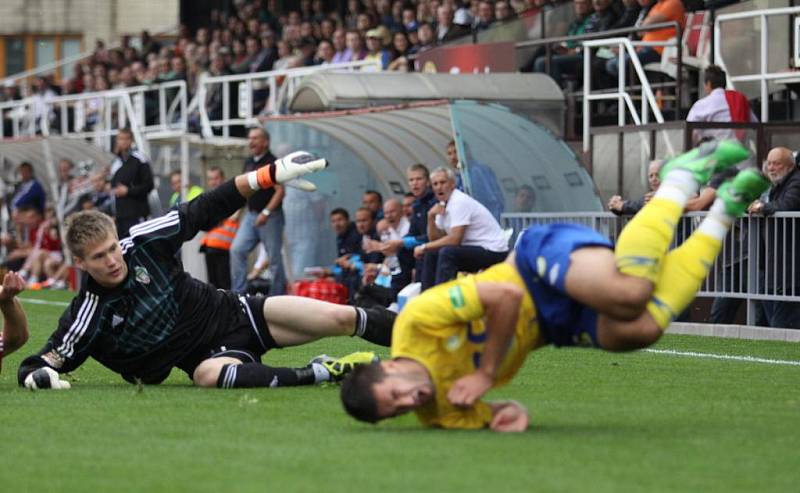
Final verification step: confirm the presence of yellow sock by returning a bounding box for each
[615,197,684,283]
[646,231,722,329]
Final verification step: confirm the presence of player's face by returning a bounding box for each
[75,234,128,288]
[372,363,435,419]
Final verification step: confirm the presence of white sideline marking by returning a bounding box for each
[19,297,70,307]
[644,348,800,366]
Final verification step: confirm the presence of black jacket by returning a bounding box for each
[111,150,154,219]
[759,167,800,292]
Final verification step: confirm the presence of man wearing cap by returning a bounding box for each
[364,27,392,71]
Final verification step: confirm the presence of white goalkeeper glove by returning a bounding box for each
[274,151,328,192]
[24,367,71,390]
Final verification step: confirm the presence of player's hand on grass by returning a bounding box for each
[489,401,529,433]
[24,367,71,390]
[0,271,25,302]
[448,370,493,408]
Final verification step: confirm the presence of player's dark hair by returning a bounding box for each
[705,65,727,90]
[330,207,349,220]
[364,189,383,204]
[340,362,386,424]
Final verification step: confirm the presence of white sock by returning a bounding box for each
[697,200,733,241]
[654,169,700,208]
[310,363,330,383]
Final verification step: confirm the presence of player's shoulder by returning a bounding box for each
[131,149,150,164]
[122,210,182,252]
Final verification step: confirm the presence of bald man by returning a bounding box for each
[747,146,800,329]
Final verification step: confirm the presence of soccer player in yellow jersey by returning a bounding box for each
[340,140,770,431]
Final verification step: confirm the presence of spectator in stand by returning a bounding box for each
[331,29,350,63]
[605,0,685,79]
[687,65,758,145]
[315,39,336,65]
[402,192,415,219]
[387,31,413,71]
[199,167,238,290]
[610,0,642,29]
[608,159,663,215]
[436,4,471,44]
[378,164,437,284]
[473,1,495,32]
[297,37,319,66]
[747,147,800,329]
[330,207,363,302]
[447,140,505,221]
[2,206,43,273]
[415,22,437,54]
[168,170,204,207]
[346,30,368,61]
[533,0,598,88]
[364,27,392,71]
[513,184,536,212]
[230,127,287,296]
[20,205,65,290]
[495,1,517,22]
[110,128,155,237]
[80,171,113,214]
[402,6,419,32]
[362,190,384,220]
[415,167,509,290]
[55,159,91,219]
[376,198,413,297]
[12,162,46,216]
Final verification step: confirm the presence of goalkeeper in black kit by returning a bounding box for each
[19,150,394,390]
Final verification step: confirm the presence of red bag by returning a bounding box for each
[292,278,349,305]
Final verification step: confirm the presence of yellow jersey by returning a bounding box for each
[391,262,545,429]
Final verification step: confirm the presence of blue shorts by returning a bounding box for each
[514,224,613,347]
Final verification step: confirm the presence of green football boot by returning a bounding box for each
[659,140,751,186]
[310,351,380,382]
[716,168,770,217]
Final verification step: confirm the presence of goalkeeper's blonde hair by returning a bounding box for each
[65,210,118,258]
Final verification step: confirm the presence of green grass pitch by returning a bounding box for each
[2,290,799,492]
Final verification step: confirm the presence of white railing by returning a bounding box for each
[196,59,379,138]
[0,80,187,151]
[501,211,800,327]
[714,6,800,122]
[581,37,675,156]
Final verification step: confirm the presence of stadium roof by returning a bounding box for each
[0,137,114,195]
[288,72,566,135]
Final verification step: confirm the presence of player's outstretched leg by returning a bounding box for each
[193,351,378,388]
[614,140,750,283]
[262,296,395,347]
[645,168,768,328]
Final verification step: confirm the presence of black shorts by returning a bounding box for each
[176,295,279,378]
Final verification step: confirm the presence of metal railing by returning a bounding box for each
[714,6,800,122]
[0,80,188,150]
[195,60,379,138]
[501,211,800,326]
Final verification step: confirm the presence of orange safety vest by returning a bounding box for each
[201,218,239,251]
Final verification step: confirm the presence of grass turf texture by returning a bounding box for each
[2,291,799,492]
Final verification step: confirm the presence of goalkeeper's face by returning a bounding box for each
[75,234,128,288]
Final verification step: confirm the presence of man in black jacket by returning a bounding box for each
[747,147,800,329]
[18,151,393,391]
[110,128,154,237]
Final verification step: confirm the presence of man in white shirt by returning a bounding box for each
[414,167,509,290]
[687,65,758,144]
